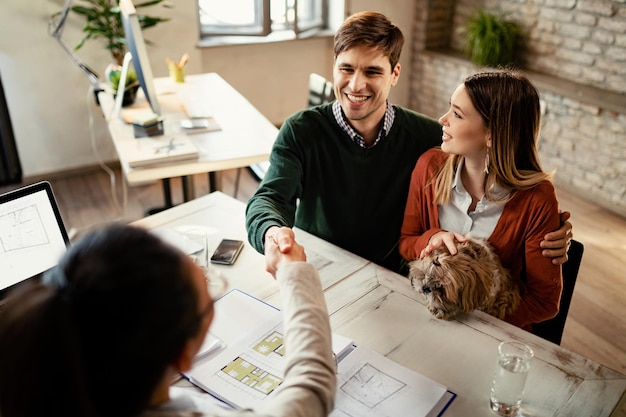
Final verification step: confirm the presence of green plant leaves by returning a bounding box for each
[463,8,521,67]
[67,0,170,65]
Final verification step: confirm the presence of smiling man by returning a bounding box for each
[245,11,571,275]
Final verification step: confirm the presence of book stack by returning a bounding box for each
[132,112,164,137]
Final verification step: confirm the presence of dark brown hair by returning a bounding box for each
[0,224,202,417]
[334,11,404,70]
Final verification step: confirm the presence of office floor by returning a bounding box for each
[1,166,624,375]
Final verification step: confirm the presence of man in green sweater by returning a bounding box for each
[245,11,572,274]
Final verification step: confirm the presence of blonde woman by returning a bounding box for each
[399,70,562,331]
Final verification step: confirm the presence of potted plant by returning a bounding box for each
[69,0,171,103]
[461,8,522,67]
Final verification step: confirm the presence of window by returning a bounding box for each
[198,0,332,43]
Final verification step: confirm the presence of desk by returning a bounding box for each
[98,73,277,205]
[132,192,626,417]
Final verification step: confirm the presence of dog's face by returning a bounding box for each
[408,239,502,320]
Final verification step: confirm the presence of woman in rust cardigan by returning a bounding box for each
[399,69,562,332]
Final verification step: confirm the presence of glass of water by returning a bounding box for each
[490,341,534,416]
[182,228,209,269]
[205,267,228,300]
[181,228,228,299]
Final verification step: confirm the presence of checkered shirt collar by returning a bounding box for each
[332,100,395,148]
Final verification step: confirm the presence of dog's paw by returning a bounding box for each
[429,306,452,320]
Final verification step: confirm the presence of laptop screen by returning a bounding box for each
[0,181,70,298]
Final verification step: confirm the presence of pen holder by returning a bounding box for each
[168,62,185,83]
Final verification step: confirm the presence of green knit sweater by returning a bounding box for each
[245,103,441,274]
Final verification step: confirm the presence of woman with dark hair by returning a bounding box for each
[0,224,335,417]
[399,69,562,331]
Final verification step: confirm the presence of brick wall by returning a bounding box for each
[409,0,626,217]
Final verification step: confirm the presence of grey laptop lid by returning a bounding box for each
[0,181,70,300]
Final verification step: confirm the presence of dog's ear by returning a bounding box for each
[408,259,426,282]
[457,239,502,312]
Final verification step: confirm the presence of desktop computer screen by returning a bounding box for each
[119,0,161,116]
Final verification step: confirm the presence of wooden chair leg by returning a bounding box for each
[208,172,217,192]
[233,168,242,198]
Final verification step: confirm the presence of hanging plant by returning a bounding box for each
[462,8,522,67]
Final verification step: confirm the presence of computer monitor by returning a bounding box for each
[118,0,161,116]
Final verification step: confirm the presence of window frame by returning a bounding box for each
[198,0,330,44]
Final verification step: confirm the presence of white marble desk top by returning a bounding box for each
[132,191,626,417]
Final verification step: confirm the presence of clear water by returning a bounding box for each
[490,354,530,416]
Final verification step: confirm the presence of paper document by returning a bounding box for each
[332,345,453,417]
[183,289,455,416]
[121,135,199,168]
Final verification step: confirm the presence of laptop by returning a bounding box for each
[0,181,70,303]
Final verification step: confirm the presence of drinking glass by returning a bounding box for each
[182,228,228,299]
[182,228,209,269]
[206,267,228,300]
[490,341,534,416]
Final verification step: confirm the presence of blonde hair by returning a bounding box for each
[434,69,553,205]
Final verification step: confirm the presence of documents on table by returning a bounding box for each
[183,289,455,416]
[120,134,199,168]
[332,345,456,417]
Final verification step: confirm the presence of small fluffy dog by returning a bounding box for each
[408,237,520,320]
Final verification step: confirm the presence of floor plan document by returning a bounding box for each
[331,345,456,417]
[183,290,455,416]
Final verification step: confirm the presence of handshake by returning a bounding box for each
[264,226,306,278]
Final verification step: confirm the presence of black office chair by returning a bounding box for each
[247,73,335,183]
[533,239,584,345]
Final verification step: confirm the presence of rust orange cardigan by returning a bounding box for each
[399,149,563,331]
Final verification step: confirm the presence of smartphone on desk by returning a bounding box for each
[210,239,244,265]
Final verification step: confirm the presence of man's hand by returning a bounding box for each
[264,226,296,254]
[541,211,573,265]
[264,227,305,278]
[420,231,467,259]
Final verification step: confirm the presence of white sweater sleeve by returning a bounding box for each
[147,263,337,417]
[256,262,336,417]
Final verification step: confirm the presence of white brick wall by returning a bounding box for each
[450,0,626,93]
[409,0,626,217]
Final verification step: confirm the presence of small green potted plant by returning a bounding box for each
[68,0,171,103]
[462,8,522,67]
[107,66,139,105]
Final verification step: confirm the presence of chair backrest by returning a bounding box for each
[247,73,334,183]
[533,239,584,345]
[308,73,335,107]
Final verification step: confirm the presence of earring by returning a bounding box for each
[484,151,490,174]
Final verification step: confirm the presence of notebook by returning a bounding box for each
[0,181,70,302]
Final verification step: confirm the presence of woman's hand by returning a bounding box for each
[420,231,467,259]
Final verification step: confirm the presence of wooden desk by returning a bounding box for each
[98,73,277,203]
[132,192,626,417]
